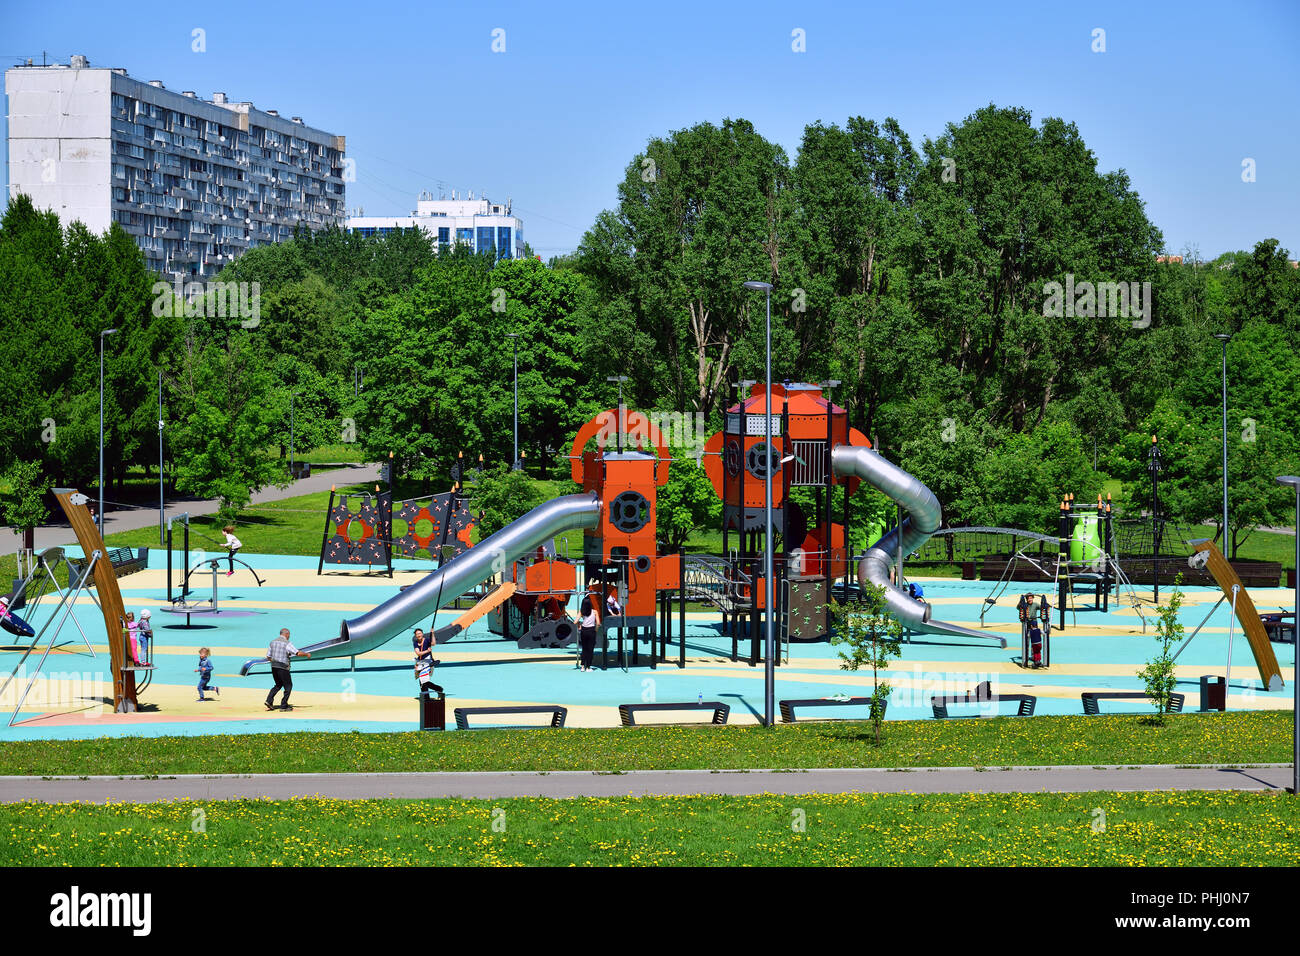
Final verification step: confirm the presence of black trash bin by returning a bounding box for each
[417,693,446,731]
[1199,675,1226,712]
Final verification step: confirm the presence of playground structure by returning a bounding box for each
[318,487,394,575]
[922,499,1151,634]
[700,383,1006,655]
[161,513,265,625]
[236,385,1021,678]
[316,472,479,577]
[242,407,689,675]
[2,489,148,717]
[0,545,102,726]
[1171,539,1284,691]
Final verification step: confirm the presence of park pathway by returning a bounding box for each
[3,463,381,552]
[0,764,1290,804]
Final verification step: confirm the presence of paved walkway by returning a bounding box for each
[3,463,381,552]
[0,764,1290,803]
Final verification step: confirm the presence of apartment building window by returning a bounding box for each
[476,226,494,255]
[497,226,512,260]
[456,227,473,244]
[438,227,450,244]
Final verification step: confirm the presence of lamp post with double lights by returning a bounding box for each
[1276,475,1300,796]
[1149,434,1162,602]
[742,280,775,727]
[1214,333,1233,554]
[289,391,300,479]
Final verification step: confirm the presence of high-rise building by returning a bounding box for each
[5,55,346,279]
[348,192,524,260]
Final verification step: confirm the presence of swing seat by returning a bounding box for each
[0,613,35,639]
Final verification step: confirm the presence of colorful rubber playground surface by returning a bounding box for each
[2,552,1295,739]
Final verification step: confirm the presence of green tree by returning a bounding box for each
[827,582,903,744]
[167,331,286,521]
[577,118,791,419]
[467,463,546,538]
[1137,576,1185,723]
[0,460,51,576]
[656,450,721,552]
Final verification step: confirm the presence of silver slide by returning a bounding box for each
[831,445,1006,648]
[240,493,603,674]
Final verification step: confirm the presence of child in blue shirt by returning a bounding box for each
[195,647,219,701]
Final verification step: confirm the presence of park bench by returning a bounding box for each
[108,547,149,576]
[453,705,567,730]
[1260,613,1295,644]
[1081,691,1184,715]
[931,680,1036,719]
[779,697,884,723]
[67,547,148,588]
[979,555,1054,583]
[618,701,730,726]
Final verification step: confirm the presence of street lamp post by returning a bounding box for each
[743,280,775,727]
[98,328,118,533]
[289,391,299,479]
[1214,333,1233,555]
[158,370,165,546]
[507,333,520,469]
[606,376,629,454]
[1149,434,1162,602]
[1277,475,1300,796]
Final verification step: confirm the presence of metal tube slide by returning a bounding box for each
[240,494,603,674]
[831,446,1006,648]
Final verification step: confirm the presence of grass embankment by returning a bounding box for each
[0,712,1288,777]
[3,790,1297,866]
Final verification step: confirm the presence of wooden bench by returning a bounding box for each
[779,697,884,723]
[618,701,730,726]
[979,556,1055,583]
[1081,691,1184,715]
[932,680,1036,719]
[453,705,567,730]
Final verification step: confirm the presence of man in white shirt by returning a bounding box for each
[264,627,310,711]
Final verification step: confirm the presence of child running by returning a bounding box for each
[222,525,242,576]
[195,647,219,701]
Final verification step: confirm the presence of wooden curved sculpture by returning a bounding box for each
[52,488,136,712]
[1192,539,1284,690]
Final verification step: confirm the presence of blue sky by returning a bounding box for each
[3,0,1297,259]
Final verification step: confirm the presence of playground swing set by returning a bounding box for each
[2,490,152,723]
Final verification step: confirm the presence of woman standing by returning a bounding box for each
[578,582,602,672]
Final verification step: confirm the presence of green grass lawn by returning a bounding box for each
[0,712,1289,777]
[3,790,1297,866]
[280,443,363,465]
[100,484,376,557]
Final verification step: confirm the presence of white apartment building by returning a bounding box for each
[348,192,525,259]
[5,54,346,279]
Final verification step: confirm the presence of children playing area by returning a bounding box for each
[1,550,1293,739]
